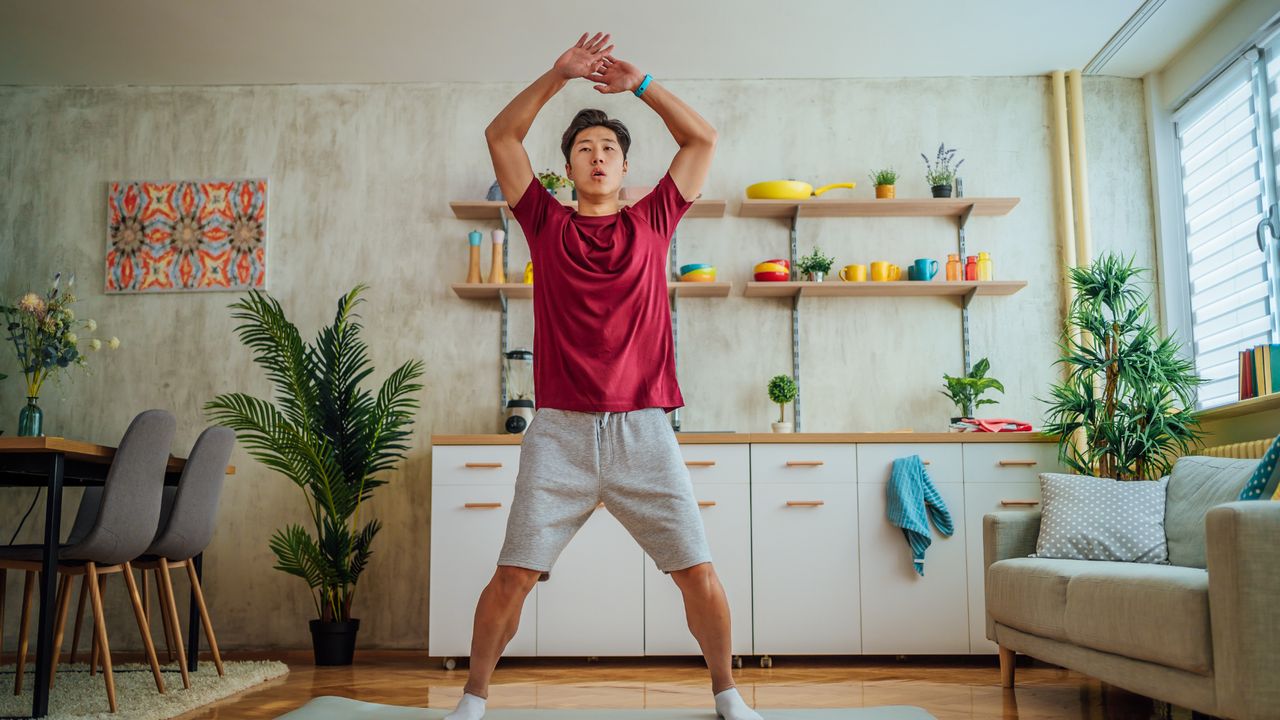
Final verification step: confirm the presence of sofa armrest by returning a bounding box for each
[1207,500,1280,719]
[983,510,1041,641]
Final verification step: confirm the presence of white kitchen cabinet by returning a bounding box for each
[751,480,861,654]
[428,482,537,658]
[750,443,857,484]
[535,506,645,656]
[644,445,752,655]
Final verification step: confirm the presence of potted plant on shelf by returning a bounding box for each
[206,285,425,665]
[869,168,899,199]
[537,169,574,202]
[1040,254,1205,480]
[797,247,835,282]
[921,143,964,198]
[2,273,118,437]
[768,374,798,433]
[941,357,1004,424]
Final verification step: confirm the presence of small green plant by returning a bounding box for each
[869,168,899,186]
[767,374,798,423]
[797,247,835,276]
[941,357,1004,419]
[921,143,964,187]
[537,169,572,192]
[1040,253,1206,480]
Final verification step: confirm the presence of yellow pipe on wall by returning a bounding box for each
[1051,70,1077,351]
[1067,69,1093,267]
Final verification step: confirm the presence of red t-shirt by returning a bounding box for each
[510,172,693,413]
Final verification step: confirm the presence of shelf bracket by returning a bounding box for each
[791,292,802,432]
[958,203,975,231]
[789,206,801,276]
[962,286,979,309]
[499,290,509,411]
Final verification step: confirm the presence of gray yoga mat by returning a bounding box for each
[277,696,937,720]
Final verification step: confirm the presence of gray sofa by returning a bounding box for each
[983,455,1280,720]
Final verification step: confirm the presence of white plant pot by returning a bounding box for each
[771,421,793,433]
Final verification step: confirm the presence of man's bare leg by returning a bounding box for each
[444,565,541,720]
[670,563,762,720]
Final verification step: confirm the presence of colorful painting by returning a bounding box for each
[106,179,268,293]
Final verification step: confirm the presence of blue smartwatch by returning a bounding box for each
[634,73,653,98]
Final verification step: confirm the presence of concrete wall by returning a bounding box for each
[0,75,1155,650]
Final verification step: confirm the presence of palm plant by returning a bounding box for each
[1040,254,1205,480]
[206,285,424,622]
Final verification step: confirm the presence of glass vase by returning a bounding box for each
[18,396,43,437]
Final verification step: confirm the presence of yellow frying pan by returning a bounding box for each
[745,180,857,200]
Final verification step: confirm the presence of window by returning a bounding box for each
[1172,42,1280,409]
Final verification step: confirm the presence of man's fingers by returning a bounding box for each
[597,44,615,58]
[575,32,589,48]
[588,33,611,52]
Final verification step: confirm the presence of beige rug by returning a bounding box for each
[278,697,936,719]
[0,660,288,719]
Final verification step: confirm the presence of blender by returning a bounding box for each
[503,349,534,434]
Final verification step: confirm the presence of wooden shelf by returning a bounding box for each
[452,281,732,299]
[451,198,727,220]
[738,197,1020,218]
[743,280,1027,298]
[1195,392,1280,421]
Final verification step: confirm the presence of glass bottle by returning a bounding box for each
[977,252,993,281]
[945,253,962,281]
[964,255,978,281]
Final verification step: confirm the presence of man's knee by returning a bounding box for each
[493,565,542,596]
[670,561,716,593]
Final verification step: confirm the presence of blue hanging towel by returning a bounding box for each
[886,454,954,576]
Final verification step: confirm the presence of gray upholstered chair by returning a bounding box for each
[130,425,235,688]
[2,409,174,713]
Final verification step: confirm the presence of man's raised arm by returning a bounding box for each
[485,32,614,206]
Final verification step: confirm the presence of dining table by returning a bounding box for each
[0,435,235,718]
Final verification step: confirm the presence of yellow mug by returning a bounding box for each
[839,264,867,282]
[523,261,534,284]
[870,261,901,281]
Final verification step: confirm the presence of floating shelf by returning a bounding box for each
[738,197,1020,218]
[452,281,732,299]
[451,198,727,220]
[742,280,1027,298]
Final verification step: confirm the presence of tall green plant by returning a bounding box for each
[1040,254,1205,480]
[206,286,424,621]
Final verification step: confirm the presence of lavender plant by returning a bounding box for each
[921,143,965,187]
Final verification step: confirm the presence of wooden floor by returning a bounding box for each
[178,652,1204,719]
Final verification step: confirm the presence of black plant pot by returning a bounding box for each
[310,618,360,666]
[931,184,953,198]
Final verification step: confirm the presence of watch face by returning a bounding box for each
[505,414,528,434]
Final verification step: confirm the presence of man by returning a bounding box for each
[443,33,762,720]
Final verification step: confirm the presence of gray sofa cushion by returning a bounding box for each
[1062,562,1212,675]
[987,557,1086,641]
[1165,456,1255,568]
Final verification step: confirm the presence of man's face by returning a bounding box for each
[566,126,627,198]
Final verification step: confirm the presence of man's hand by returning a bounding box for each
[587,55,646,94]
[553,33,614,81]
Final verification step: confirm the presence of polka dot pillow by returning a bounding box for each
[1031,472,1170,564]
[1236,434,1280,501]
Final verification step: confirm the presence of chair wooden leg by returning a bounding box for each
[155,568,175,663]
[157,559,190,689]
[999,644,1016,688]
[122,562,165,694]
[0,568,6,668]
[185,558,224,676]
[48,575,72,689]
[141,569,150,625]
[14,571,35,696]
[89,574,106,676]
[86,563,116,713]
[69,575,88,664]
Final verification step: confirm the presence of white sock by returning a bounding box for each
[443,692,487,720]
[714,687,763,720]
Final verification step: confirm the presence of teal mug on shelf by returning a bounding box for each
[909,258,938,281]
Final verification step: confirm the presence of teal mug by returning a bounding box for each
[909,258,938,281]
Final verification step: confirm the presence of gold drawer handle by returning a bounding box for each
[597,501,605,508]
[1000,499,1040,507]
[465,462,504,469]
[786,460,825,467]
[786,500,826,507]
[463,502,503,509]
[686,460,717,467]
[998,459,1039,467]
[922,460,932,465]
[697,500,717,508]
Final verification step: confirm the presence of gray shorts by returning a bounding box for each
[497,407,712,581]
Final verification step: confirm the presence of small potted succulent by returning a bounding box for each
[921,143,964,198]
[869,168,899,199]
[537,170,574,201]
[767,374,798,433]
[941,357,1004,423]
[796,247,835,282]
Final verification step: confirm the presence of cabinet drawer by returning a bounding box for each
[750,443,856,484]
[856,443,962,484]
[433,445,522,485]
[963,481,1042,653]
[962,442,1063,485]
[679,444,749,484]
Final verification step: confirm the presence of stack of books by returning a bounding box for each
[1239,343,1280,400]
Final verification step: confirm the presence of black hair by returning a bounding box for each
[560,108,631,163]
